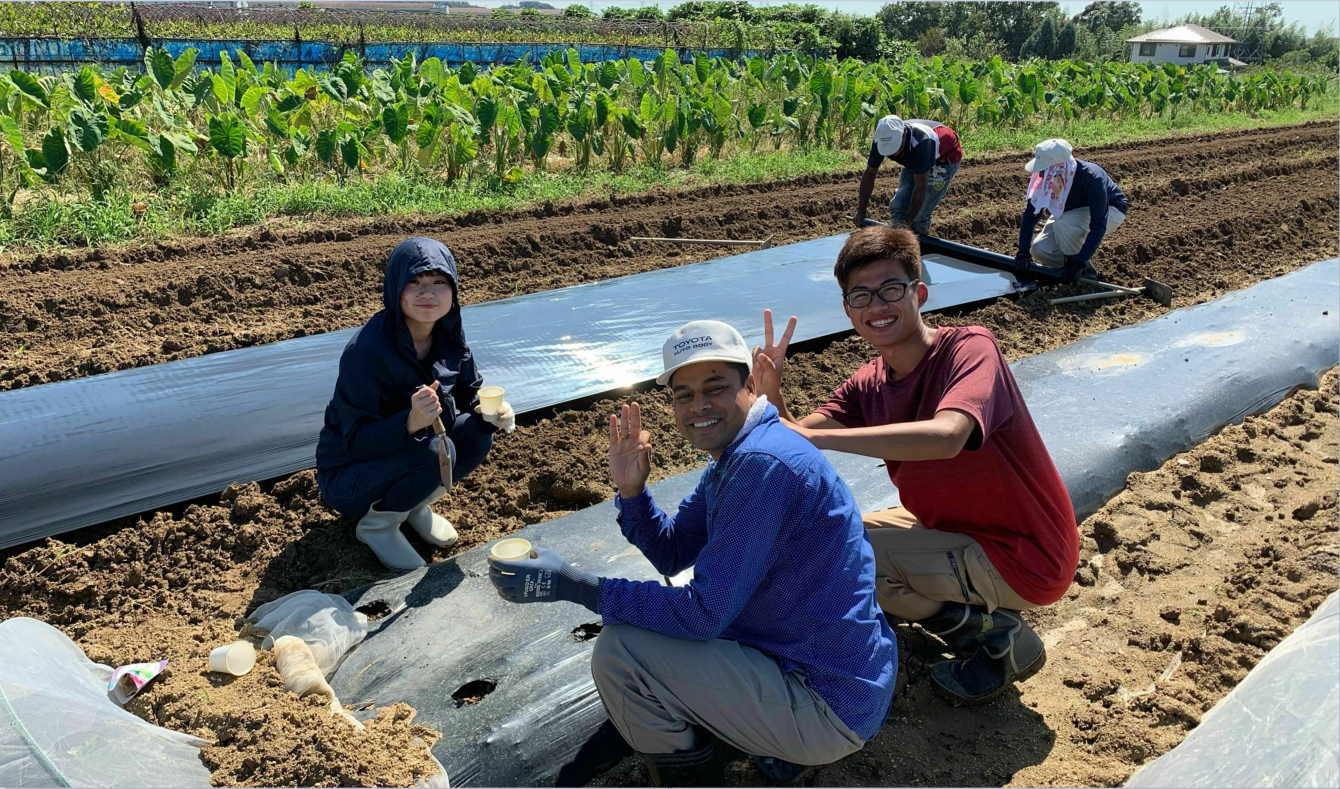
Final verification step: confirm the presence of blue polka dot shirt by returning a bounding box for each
[601,402,897,740]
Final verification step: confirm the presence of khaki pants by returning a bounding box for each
[864,507,1036,621]
[591,625,865,764]
[1030,207,1126,267]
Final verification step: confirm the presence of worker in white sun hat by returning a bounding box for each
[1016,138,1130,283]
[488,319,896,787]
[853,114,963,235]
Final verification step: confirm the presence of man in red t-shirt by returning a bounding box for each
[751,225,1078,705]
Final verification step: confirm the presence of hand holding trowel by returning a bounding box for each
[412,383,452,492]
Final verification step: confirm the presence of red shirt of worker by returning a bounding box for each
[751,224,1078,705]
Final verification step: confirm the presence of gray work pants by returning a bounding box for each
[591,625,866,765]
[1030,207,1127,267]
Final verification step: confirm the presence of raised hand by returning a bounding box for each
[608,402,652,499]
[751,309,796,400]
[407,381,443,434]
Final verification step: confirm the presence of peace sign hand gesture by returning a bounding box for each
[751,309,796,402]
[609,402,653,499]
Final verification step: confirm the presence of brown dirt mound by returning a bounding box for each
[1,477,444,788]
[0,122,1334,391]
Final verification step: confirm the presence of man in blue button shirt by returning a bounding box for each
[489,320,896,787]
[1016,138,1129,283]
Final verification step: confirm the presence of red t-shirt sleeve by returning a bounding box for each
[814,369,868,428]
[934,332,1015,450]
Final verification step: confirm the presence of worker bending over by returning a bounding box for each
[316,238,515,571]
[853,114,963,235]
[489,321,895,786]
[754,226,1079,705]
[1016,138,1129,283]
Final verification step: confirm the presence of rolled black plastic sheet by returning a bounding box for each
[331,259,1338,788]
[0,237,1020,548]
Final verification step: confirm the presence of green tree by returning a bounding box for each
[1056,21,1078,57]
[1074,2,1141,32]
[1021,15,1058,59]
[562,4,593,18]
[942,31,1005,62]
[917,27,946,57]
[634,6,666,21]
[877,2,1058,59]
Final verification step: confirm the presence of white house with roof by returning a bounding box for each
[1127,24,1238,65]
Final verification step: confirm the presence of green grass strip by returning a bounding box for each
[0,102,1333,255]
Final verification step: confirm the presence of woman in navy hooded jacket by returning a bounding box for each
[316,238,515,571]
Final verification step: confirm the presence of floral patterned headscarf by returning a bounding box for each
[1027,156,1077,218]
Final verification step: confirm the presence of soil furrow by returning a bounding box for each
[0,122,1335,391]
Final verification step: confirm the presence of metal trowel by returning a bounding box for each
[430,416,452,492]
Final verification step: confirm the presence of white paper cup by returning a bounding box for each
[208,641,256,676]
[478,386,505,416]
[491,538,532,561]
[490,538,533,575]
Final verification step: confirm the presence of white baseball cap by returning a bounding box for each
[874,115,906,156]
[1024,138,1074,172]
[657,320,752,386]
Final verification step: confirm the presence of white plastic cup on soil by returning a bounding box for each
[208,641,256,676]
[490,538,534,575]
[478,386,506,416]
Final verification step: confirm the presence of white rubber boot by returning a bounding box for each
[355,505,424,571]
[405,487,458,549]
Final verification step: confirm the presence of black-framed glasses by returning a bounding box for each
[842,279,921,309]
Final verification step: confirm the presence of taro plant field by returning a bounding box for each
[0,47,1330,218]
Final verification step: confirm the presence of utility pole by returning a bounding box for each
[1229,0,1264,63]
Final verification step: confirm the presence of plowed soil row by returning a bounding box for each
[0,121,1335,391]
[0,123,1336,787]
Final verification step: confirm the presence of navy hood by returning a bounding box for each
[384,237,466,351]
[315,236,488,473]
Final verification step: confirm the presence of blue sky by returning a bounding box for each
[523,1,1339,34]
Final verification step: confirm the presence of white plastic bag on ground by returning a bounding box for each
[0,617,211,788]
[248,590,369,676]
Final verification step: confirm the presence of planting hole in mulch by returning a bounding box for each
[356,600,393,620]
[452,679,498,707]
[572,622,604,641]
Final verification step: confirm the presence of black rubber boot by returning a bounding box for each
[753,755,815,785]
[929,608,1047,706]
[639,739,722,788]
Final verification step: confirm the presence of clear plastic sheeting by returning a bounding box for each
[0,617,211,788]
[331,260,1339,787]
[248,590,370,676]
[0,235,1022,548]
[1125,592,1339,788]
